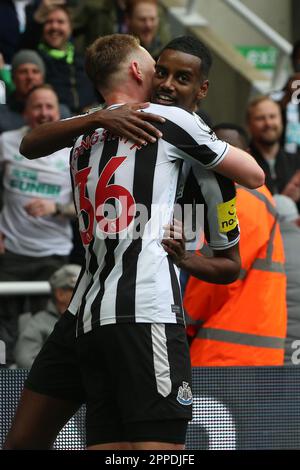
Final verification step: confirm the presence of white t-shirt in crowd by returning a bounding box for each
[0,126,73,257]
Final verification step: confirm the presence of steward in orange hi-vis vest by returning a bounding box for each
[184,185,287,366]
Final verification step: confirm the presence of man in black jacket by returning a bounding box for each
[21,5,98,113]
[247,95,300,207]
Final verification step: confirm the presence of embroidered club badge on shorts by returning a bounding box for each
[177,382,193,405]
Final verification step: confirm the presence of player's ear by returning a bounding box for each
[130,60,143,83]
[197,79,209,100]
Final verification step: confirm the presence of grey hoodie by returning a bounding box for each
[15,299,60,368]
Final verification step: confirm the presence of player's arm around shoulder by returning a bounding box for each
[20,113,97,159]
[216,144,265,189]
[20,103,165,159]
[154,107,265,190]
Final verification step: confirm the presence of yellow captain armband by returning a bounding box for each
[217,197,238,233]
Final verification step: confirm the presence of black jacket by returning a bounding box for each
[21,18,98,113]
[38,48,97,113]
[249,142,300,195]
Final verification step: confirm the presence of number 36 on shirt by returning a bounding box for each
[74,156,136,245]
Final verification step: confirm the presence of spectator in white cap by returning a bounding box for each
[0,48,70,134]
[15,264,81,369]
[274,194,300,365]
[11,49,46,94]
[0,49,45,134]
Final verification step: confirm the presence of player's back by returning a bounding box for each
[68,103,229,335]
[69,116,183,335]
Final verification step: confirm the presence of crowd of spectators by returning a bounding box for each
[1,0,300,368]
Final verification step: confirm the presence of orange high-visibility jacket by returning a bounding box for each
[184,185,287,366]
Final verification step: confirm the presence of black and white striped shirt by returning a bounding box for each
[177,161,240,251]
[68,104,231,335]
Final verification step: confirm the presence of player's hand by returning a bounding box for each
[162,219,188,267]
[95,103,165,147]
[0,232,5,254]
[24,199,56,217]
[281,170,300,202]
[280,73,300,107]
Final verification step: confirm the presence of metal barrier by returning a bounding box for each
[221,0,292,89]
[0,281,51,296]
[161,0,293,91]
[1,367,300,450]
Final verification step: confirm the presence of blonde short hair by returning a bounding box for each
[85,34,141,90]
